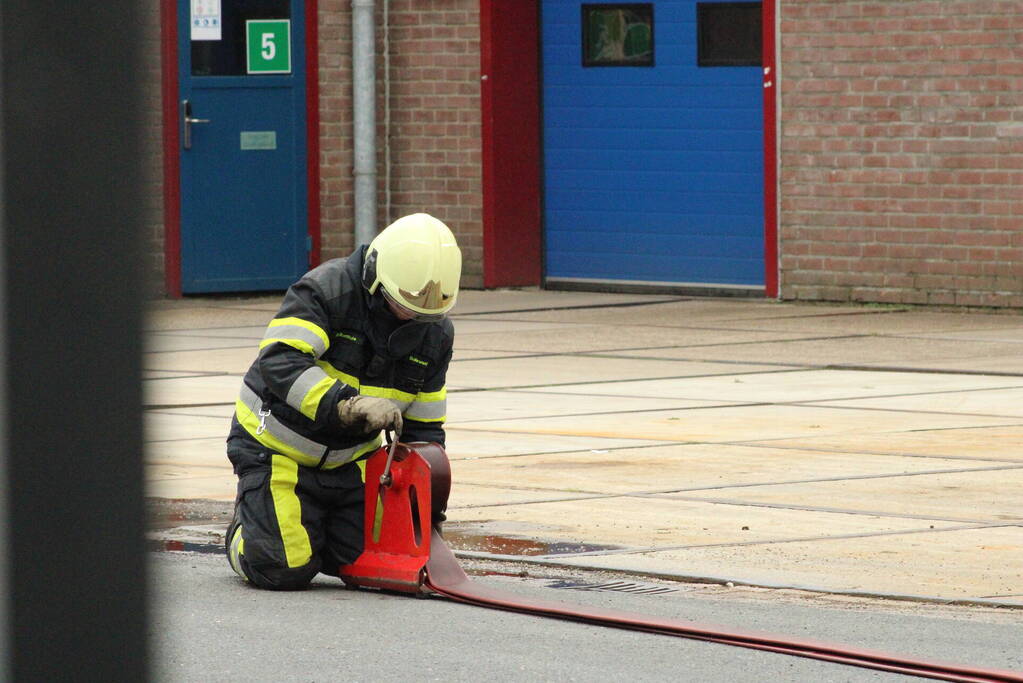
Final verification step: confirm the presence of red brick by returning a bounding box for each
[779,1,1022,308]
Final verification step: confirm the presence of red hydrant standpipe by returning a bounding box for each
[344,445,1023,683]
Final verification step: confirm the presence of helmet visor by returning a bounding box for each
[381,288,448,323]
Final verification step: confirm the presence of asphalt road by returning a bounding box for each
[151,551,1022,682]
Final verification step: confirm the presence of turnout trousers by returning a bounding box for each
[225,435,366,590]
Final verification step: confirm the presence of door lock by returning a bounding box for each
[181,99,211,150]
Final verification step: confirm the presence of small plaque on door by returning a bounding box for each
[240,131,277,150]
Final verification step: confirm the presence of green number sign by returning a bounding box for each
[246,19,291,74]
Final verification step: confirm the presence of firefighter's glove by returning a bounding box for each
[337,396,403,435]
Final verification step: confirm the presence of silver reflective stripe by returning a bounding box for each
[262,324,328,357]
[389,397,413,412]
[239,383,329,459]
[240,383,378,467]
[322,437,381,468]
[405,398,446,421]
[286,366,335,414]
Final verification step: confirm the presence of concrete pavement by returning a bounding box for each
[145,291,1023,606]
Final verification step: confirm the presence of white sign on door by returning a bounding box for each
[191,0,222,41]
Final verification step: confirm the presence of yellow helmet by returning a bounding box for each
[362,213,462,321]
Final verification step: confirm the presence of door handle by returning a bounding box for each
[181,99,211,150]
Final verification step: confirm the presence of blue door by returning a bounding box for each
[178,0,308,293]
[542,1,764,289]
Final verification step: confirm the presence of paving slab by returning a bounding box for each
[443,430,670,459]
[446,497,964,551]
[146,411,233,442]
[451,404,1021,443]
[144,370,206,380]
[761,426,1023,463]
[144,374,240,407]
[151,404,236,419]
[699,310,1023,335]
[146,303,276,330]
[451,318,587,336]
[147,436,227,466]
[895,328,1023,343]
[675,468,1023,523]
[451,290,681,315]
[145,335,257,353]
[448,443,1008,498]
[544,526,1023,601]
[446,389,713,423]
[446,483,601,508]
[464,300,866,326]
[632,336,1023,368]
[527,369,1023,403]
[855,356,1023,375]
[146,467,235,501]
[445,354,744,389]
[153,325,266,339]
[454,324,826,354]
[214,300,281,311]
[816,386,1023,418]
[144,347,254,374]
[143,293,1023,605]
[450,349,538,361]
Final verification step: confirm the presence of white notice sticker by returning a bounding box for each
[191,0,222,41]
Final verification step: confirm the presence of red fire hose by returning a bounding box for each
[341,444,1023,683]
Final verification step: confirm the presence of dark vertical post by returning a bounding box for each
[1,1,148,680]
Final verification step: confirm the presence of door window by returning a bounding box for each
[191,0,291,76]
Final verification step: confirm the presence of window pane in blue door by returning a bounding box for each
[191,0,291,76]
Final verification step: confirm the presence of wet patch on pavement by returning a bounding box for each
[443,522,621,556]
[147,497,233,529]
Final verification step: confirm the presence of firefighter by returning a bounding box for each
[225,213,461,590]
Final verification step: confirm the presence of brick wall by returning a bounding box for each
[144,2,482,296]
[318,0,483,287]
[778,1,1023,307]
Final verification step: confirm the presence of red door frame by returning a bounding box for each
[479,0,542,288]
[480,0,778,295]
[762,0,779,298]
[159,0,320,298]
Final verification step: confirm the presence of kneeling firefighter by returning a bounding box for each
[225,213,461,590]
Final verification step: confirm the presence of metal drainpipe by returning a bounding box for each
[352,0,376,246]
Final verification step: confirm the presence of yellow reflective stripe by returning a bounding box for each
[234,399,321,468]
[417,387,446,402]
[270,455,312,569]
[269,317,330,351]
[315,360,442,406]
[228,525,246,578]
[316,360,360,388]
[356,459,367,482]
[372,492,384,543]
[299,375,336,421]
[314,362,412,404]
[405,387,446,422]
[360,384,416,403]
[259,337,317,356]
[259,317,331,357]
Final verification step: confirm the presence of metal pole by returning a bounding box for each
[352,0,377,246]
[0,9,8,679]
[1,1,147,679]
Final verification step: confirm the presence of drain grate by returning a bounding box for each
[546,579,678,595]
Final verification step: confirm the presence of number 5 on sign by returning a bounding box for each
[246,19,291,74]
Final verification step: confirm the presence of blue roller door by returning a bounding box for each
[542,0,764,288]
